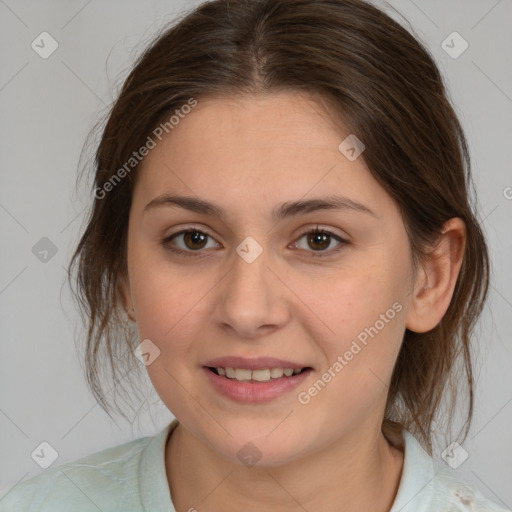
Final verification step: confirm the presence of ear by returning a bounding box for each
[117,271,136,323]
[406,217,466,333]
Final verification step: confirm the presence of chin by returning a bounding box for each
[200,421,308,468]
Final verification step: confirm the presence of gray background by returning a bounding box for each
[0,0,511,507]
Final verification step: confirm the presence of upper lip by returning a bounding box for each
[203,356,311,370]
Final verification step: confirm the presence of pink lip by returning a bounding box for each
[203,356,310,370]
[202,366,313,404]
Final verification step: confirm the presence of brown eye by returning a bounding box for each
[293,228,349,258]
[182,231,208,250]
[306,231,331,251]
[162,229,220,255]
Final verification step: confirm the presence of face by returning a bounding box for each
[122,91,417,466]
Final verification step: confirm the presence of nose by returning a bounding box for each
[213,243,290,339]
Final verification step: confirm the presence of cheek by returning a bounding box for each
[307,262,404,344]
[129,241,209,339]
[303,258,407,396]
[298,271,406,427]
[130,261,208,415]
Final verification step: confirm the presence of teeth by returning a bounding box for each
[215,367,305,382]
[270,368,284,378]
[252,369,271,382]
[235,369,252,381]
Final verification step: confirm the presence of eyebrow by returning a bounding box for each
[143,194,377,221]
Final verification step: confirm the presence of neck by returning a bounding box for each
[165,421,404,512]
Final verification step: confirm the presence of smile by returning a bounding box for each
[209,366,308,382]
[203,365,313,403]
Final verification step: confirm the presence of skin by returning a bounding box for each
[119,91,466,511]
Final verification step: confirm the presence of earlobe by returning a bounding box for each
[117,273,136,322]
[405,218,466,333]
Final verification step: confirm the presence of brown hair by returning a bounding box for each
[68,0,489,454]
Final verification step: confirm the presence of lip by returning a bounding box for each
[202,365,313,404]
[202,356,310,371]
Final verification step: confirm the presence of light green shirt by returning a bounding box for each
[1,419,509,511]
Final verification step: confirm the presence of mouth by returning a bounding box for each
[202,357,314,403]
[206,366,312,382]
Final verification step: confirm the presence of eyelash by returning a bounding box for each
[161,226,349,259]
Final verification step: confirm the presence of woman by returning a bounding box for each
[1,0,508,510]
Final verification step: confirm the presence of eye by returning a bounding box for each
[161,225,349,258]
[292,227,349,257]
[162,228,220,256]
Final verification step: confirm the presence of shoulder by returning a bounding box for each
[0,432,154,512]
[394,430,510,512]
[431,461,510,512]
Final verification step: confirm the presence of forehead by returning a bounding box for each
[132,92,396,221]
[146,91,346,165]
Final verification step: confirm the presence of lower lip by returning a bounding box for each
[203,367,312,404]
